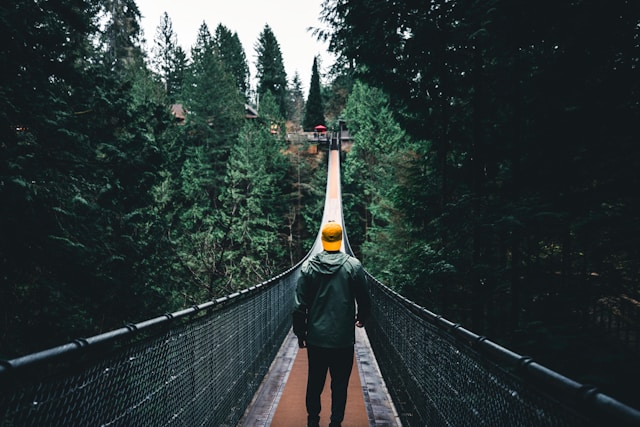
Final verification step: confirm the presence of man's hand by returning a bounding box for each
[297,336,307,348]
[355,320,365,328]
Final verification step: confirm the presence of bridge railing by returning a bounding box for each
[0,267,299,426]
[364,273,640,427]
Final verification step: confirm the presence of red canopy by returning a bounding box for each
[314,124,327,132]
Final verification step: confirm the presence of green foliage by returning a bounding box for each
[220,118,290,287]
[183,22,245,204]
[150,12,189,103]
[99,0,144,71]
[255,24,289,118]
[322,0,640,405]
[323,0,640,315]
[342,81,405,254]
[187,22,244,135]
[288,72,306,129]
[214,24,250,98]
[0,0,295,358]
[324,72,354,123]
[0,0,339,366]
[0,0,188,356]
[303,56,325,131]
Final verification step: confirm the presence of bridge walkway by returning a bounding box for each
[241,328,401,426]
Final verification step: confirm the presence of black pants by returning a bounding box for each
[306,345,354,425]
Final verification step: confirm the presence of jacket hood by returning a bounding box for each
[306,251,350,275]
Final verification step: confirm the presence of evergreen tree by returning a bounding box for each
[167,45,188,102]
[167,21,246,299]
[288,72,306,129]
[100,0,143,70]
[303,56,325,131]
[128,60,168,107]
[214,24,250,98]
[151,12,177,79]
[1,0,97,355]
[0,0,175,354]
[221,118,289,287]
[185,21,244,155]
[255,24,288,117]
[342,81,406,257]
[324,71,354,124]
[151,12,187,102]
[173,142,229,299]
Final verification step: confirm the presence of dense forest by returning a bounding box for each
[1,0,639,410]
[0,1,326,358]
[324,0,640,408]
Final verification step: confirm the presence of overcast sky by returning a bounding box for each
[135,0,334,94]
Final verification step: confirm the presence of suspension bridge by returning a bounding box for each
[1,135,639,426]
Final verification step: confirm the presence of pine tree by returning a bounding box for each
[255,24,288,118]
[221,91,290,287]
[288,72,305,130]
[185,21,244,153]
[167,45,188,102]
[214,24,250,98]
[151,12,187,101]
[165,21,246,299]
[342,81,406,256]
[151,12,177,79]
[303,56,325,131]
[100,0,143,71]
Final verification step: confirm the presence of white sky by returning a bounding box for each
[135,0,334,94]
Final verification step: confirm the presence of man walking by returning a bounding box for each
[292,221,371,427]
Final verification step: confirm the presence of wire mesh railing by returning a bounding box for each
[367,276,640,427]
[364,273,640,427]
[0,268,299,427]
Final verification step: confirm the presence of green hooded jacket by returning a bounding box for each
[292,251,371,348]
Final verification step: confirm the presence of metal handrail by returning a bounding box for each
[366,273,640,426]
[0,264,301,383]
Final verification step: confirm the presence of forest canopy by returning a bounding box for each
[321,0,640,407]
[0,0,322,357]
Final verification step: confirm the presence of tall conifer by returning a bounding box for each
[151,12,187,102]
[214,24,250,98]
[303,56,325,131]
[255,25,288,118]
[288,72,306,129]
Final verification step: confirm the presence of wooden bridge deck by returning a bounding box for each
[240,328,401,426]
